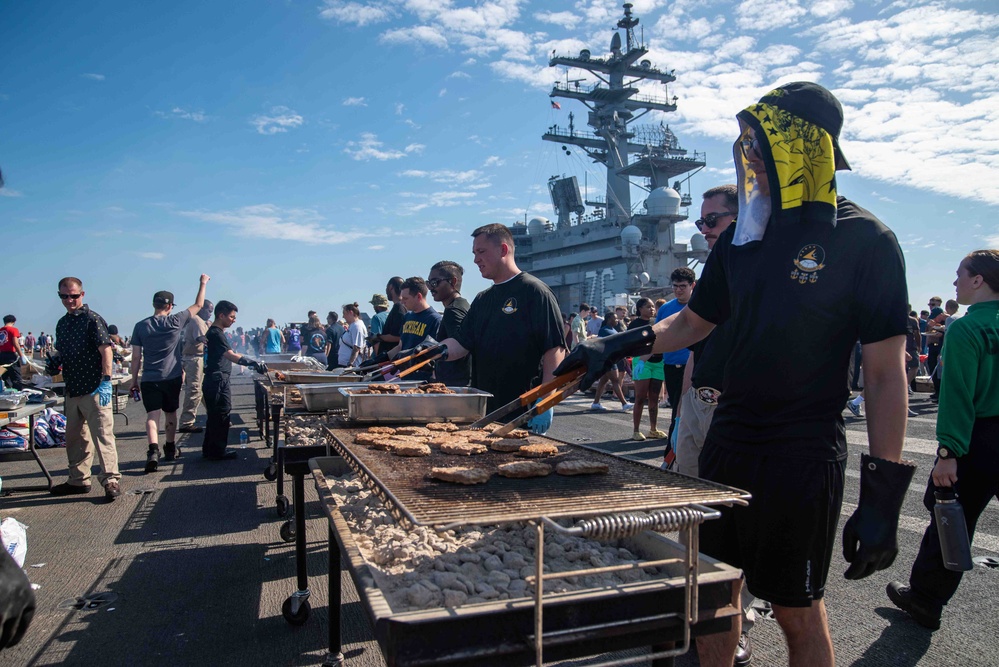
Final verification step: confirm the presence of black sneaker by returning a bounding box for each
[163,443,180,461]
[886,581,941,630]
[734,631,753,666]
[104,480,121,501]
[145,447,160,473]
[177,425,203,433]
[50,482,91,496]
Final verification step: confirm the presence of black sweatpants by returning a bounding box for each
[909,416,999,613]
[662,363,685,445]
[201,373,232,458]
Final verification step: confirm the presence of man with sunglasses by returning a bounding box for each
[428,260,471,386]
[556,82,912,667]
[52,277,123,501]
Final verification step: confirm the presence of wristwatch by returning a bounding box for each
[102,375,112,381]
[936,446,955,460]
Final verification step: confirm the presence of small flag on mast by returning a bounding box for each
[551,100,561,110]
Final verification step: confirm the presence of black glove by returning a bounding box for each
[394,338,446,370]
[553,325,656,391]
[254,361,268,374]
[358,352,389,370]
[842,453,916,580]
[0,548,35,650]
[45,353,62,377]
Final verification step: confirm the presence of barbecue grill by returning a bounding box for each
[309,422,751,667]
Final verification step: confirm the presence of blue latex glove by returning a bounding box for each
[94,380,113,406]
[527,400,553,435]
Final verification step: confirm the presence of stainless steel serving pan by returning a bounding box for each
[297,382,425,412]
[338,386,492,423]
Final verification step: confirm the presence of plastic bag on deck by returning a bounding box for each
[1,517,28,567]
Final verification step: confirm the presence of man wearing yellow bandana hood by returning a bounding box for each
[555,82,914,667]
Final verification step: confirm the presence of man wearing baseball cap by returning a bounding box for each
[130,275,210,472]
[368,293,390,353]
[556,81,912,666]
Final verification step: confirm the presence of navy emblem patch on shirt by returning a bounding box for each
[791,244,826,284]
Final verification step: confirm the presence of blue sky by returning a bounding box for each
[2,0,997,339]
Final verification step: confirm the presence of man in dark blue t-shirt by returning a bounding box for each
[387,277,441,380]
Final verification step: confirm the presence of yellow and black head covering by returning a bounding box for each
[731,82,850,245]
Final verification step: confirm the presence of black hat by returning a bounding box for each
[758,81,851,171]
[153,290,174,307]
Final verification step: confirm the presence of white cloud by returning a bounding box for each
[368,244,385,250]
[394,103,405,115]
[342,96,367,106]
[179,204,370,245]
[82,73,105,81]
[0,188,23,197]
[401,168,485,184]
[380,25,448,49]
[319,1,393,26]
[250,106,304,135]
[403,119,421,129]
[483,156,505,167]
[735,0,807,30]
[447,70,472,79]
[810,0,852,19]
[344,133,424,161]
[535,11,580,29]
[137,251,165,260]
[439,88,447,97]
[155,107,208,122]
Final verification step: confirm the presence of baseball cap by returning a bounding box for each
[153,290,174,307]
[369,293,389,308]
[758,81,851,171]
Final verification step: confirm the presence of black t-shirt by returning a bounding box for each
[627,317,662,363]
[325,324,343,353]
[455,272,566,411]
[688,320,736,392]
[383,303,406,339]
[303,326,327,356]
[905,316,921,356]
[205,326,233,377]
[436,297,471,386]
[686,196,908,461]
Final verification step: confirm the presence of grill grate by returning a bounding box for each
[323,423,749,530]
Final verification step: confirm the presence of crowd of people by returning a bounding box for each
[2,82,998,667]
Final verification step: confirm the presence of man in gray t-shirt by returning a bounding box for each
[130,275,210,472]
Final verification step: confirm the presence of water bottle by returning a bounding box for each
[239,429,249,449]
[934,489,973,571]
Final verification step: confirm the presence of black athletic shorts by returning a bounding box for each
[141,375,183,413]
[698,441,846,607]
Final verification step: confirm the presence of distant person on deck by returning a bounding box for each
[0,314,27,390]
[130,275,210,472]
[178,299,213,434]
[427,260,471,386]
[260,319,283,355]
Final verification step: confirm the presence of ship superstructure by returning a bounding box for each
[513,3,708,311]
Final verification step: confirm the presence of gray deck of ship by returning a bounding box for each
[1,374,996,666]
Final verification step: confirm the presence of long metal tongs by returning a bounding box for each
[360,345,443,382]
[469,367,585,437]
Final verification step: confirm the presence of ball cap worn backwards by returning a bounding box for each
[758,81,852,171]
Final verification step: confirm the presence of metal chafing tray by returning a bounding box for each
[311,454,745,667]
[282,369,366,384]
[338,386,491,423]
[296,382,424,412]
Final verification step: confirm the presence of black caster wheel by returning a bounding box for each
[276,495,290,517]
[282,598,311,625]
[280,520,296,543]
[263,464,277,481]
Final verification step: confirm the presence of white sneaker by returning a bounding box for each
[590,403,608,411]
[621,403,634,411]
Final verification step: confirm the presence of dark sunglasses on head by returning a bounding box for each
[695,211,736,231]
[58,293,82,300]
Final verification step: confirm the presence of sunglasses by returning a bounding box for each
[695,212,736,231]
[740,137,762,160]
[426,278,447,289]
[58,293,82,300]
